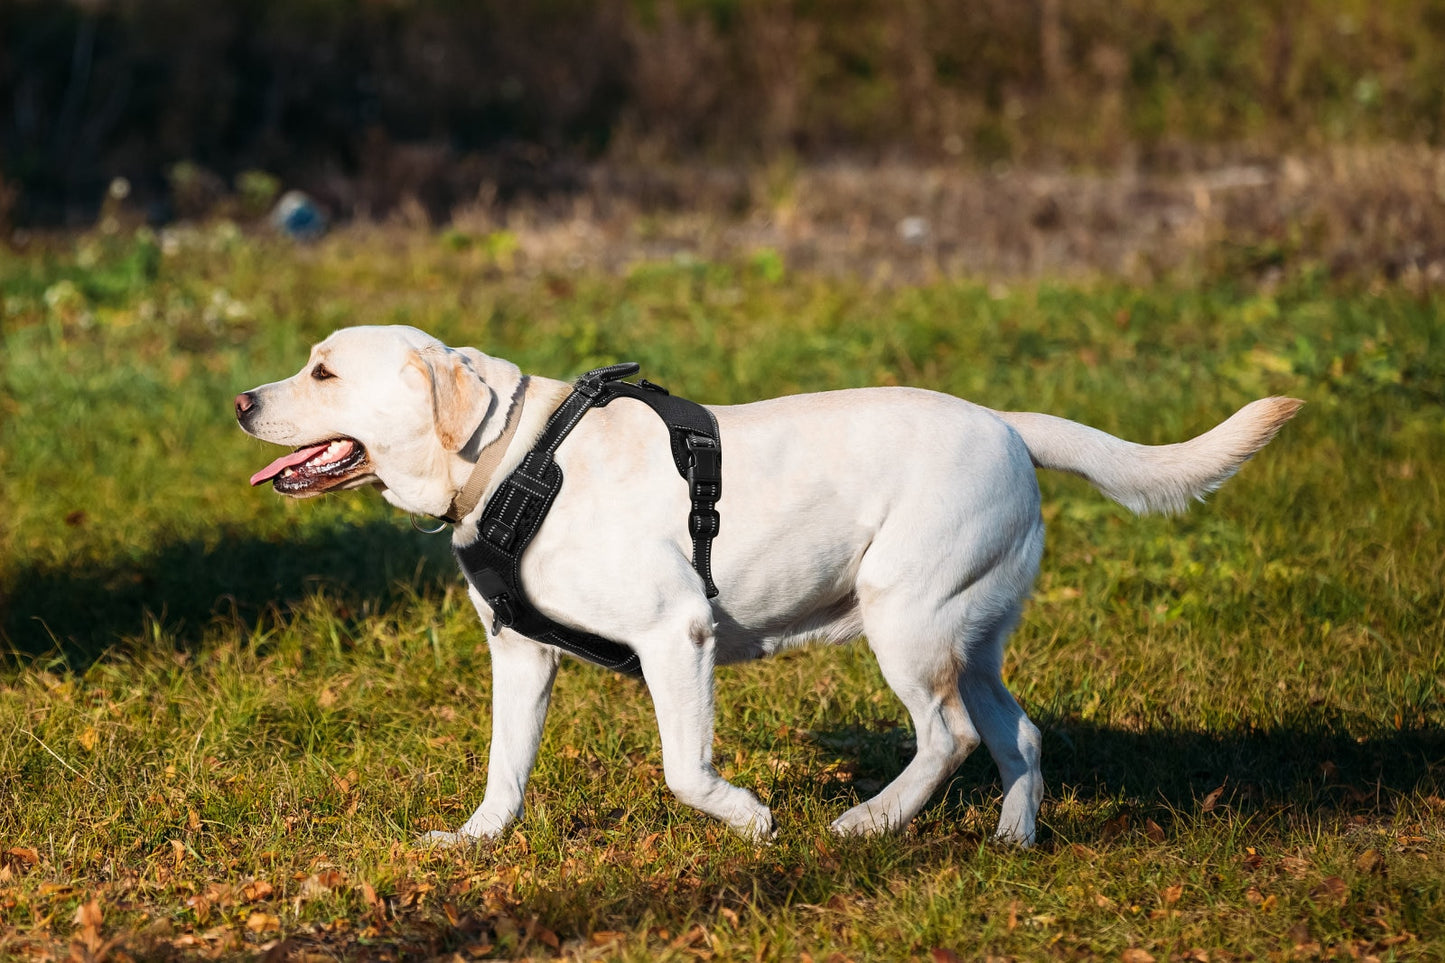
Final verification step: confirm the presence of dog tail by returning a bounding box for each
[991,397,1303,515]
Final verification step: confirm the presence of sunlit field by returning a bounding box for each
[2,228,1442,960]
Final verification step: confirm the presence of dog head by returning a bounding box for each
[235,325,521,517]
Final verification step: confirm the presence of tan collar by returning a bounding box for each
[441,376,528,524]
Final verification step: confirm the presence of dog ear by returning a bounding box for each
[416,347,492,452]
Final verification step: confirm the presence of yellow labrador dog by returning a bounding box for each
[236,324,1299,846]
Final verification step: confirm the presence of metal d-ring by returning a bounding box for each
[410,514,449,535]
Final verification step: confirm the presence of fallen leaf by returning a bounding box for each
[79,728,98,752]
[931,951,962,963]
[301,871,346,900]
[5,847,39,867]
[1280,855,1312,878]
[528,919,554,948]
[186,893,213,924]
[590,931,625,946]
[1121,949,1155,963]
[1355,849,1385,875]
[246,911,281,933]
[1312,876,1347,902]
[1161,884,1183,905]
[73,899,103,952]
[316,869,347,889]
[669,925,708,949]
[242,879,275,902]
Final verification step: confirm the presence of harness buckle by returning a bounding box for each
[686,435,721,501]
[483,518,515,550]
[689,508,721,539]
[490,593,517,634]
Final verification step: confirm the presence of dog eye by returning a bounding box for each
[311,363,336,381]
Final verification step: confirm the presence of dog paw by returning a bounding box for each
[829,803,896,837]
[735,810,777,845]
[415,829,486,849]
[991,823,1037,848]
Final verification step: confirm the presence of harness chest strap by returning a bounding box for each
[452,363,722,676]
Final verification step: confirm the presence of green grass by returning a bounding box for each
[1,228,1443,961]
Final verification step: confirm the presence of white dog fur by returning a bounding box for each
[236,324,1300,846]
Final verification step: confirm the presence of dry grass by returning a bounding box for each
[436,146,1445,289]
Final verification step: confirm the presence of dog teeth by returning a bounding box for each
[316,439,351,464]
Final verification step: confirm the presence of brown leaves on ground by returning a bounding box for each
[72,899,103,955]
[1354,848,1386,875]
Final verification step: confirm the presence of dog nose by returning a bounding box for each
[235,392,256,418]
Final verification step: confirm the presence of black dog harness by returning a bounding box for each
[454,363,721,677]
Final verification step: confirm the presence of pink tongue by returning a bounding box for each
[250,442,331,486]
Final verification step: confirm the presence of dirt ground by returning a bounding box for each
[425,145,1445,287]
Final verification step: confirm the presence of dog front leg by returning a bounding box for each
[640,618,774,841]
[422,624,559,847]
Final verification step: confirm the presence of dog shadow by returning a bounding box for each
[792,715,1442,838]
[518,714,1442,938]
[0,519,458,667]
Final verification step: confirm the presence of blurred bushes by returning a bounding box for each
[3,0,1445,227]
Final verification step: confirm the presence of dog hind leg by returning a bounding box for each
[833,513,1045,841]
[829,620,982,836]
[832,581,988,838]
[959,627,1044,846]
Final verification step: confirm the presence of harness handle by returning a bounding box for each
[575,362,641,397]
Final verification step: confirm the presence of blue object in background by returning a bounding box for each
[271,191,327,241]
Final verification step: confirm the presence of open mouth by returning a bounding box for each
[249,437,370,495]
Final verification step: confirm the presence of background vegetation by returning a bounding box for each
[1,229,1442,960]
[5,0,1445,225]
